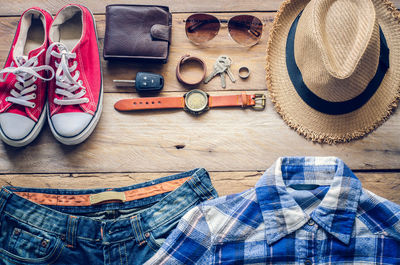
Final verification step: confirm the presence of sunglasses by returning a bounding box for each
[184,14,263,47]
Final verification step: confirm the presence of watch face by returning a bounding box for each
[184,89,209,114]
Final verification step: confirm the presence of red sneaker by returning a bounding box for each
[0,7,54,147]
[46,4,102,145]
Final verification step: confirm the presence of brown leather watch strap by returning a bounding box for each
[209,92,256,108]
[114,96,184,111]
[115,91,265,112]
[176,54,207,86]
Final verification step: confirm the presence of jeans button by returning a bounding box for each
[14,228,21,235]
[145,232,150,238]
[307,219,315,226]
[304,259,312,265]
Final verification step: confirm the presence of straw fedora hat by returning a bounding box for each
[266,0,400,144]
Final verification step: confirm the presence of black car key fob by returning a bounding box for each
[135,72,164,92]
[113,72,164,93]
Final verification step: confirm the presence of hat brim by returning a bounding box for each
[266,0,400,144]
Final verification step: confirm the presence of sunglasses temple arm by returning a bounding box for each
[187,22,204,33]
[186,19,220,33]
[249,29,261,38]
[228,20,262,38]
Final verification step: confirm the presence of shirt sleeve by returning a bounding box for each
[144,206,213,265]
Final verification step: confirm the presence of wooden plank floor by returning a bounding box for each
[0,1,399,203]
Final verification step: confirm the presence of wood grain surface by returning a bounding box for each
[1,0,395,16]
[0,92,399,173]
[0,1,398,203]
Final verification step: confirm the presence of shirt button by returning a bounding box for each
[304,259,312,265]
[307,219,315,226]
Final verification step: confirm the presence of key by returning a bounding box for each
[218,56,236,83]
[217,55,230,63]
[220,71,226,88]
[225,66,236,83]
[216,57,229,89]
[204,62,226,84]
[113,72,164,93]
[217,55,232,69]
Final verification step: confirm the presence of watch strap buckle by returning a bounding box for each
[252,94,266,110]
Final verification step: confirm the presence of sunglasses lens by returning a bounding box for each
[228,15,263,46]
[185,14,220,44]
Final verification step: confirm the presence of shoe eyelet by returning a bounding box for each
[82,89,86,94]
[78,80,83,85]
[5,97,9,102]
[33,85,37,89]
[31,103,36,108]
[32,94,36,99]
[76,70,80,75]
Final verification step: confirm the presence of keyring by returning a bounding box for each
[238,66,250,79]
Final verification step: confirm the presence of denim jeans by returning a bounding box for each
[0,168,217,265]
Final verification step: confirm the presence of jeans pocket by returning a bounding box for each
[0,215,64,264]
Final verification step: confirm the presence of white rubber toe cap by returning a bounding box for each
[0,113,35,140]
[51,112,93,137]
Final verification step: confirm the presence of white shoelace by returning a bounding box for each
[46,42,88,106]
[0,49,55,108]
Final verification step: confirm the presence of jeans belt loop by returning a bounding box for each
[0,188,11,217]
[66,215,78,248]
[187,173,214,201]
[130,215,147,246]
[0,188,12,229]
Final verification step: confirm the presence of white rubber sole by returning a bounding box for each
[48,5,103,146]
[0,107,47,147]
[47,90,103,145]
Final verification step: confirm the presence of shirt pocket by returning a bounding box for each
[0,214,64,264]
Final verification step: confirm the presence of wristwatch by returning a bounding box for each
[114,89,266,115]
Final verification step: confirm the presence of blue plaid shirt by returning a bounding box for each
[145,157,400,265]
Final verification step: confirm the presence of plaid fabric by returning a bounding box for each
[145,157,400,265]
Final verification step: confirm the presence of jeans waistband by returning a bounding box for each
[0,168,217,245]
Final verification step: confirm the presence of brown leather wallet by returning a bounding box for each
[103,4,172,63]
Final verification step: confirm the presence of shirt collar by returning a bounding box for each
[255,157,362,245]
